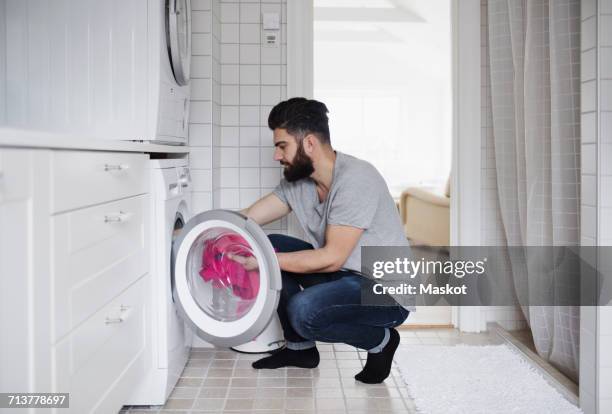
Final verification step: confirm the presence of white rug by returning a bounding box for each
[394,345,582,414]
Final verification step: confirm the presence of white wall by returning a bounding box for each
[0,0,6,124]
[580,1,612,412]
[189,0,288,233]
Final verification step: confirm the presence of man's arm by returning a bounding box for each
[241,192,291,226]
[276,224,363,273]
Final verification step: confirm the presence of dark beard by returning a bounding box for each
[283,142,314,182]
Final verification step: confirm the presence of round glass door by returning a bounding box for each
[166,0,191,86]
[172,210,281,347]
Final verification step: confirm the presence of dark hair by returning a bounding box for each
[268,98,331,145]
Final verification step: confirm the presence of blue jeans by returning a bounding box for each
[268,234,410,351]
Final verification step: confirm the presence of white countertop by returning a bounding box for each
[0,127,190,154]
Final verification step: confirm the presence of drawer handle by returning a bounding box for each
[104,211,132,223]
[104,163,130,172]
[105,305,132,325]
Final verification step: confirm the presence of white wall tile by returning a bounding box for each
[190,147,213,169]
[260,126,273,145]
[192,191,213,212]
[240,85,260,105]
[582,112,597,144]
[221,105,239,125]
[240,44,261,64]
[221,126,239,146]
[602,16,612,47]
[602,48,612,79]
[601,208,612,240]
[240,188,261,208]
[239,126,260,146]
[582,144,597,175]
[261,3,282,15]
[220,44,239,64]
[581,205,597,239]
[240,65,260,85]
[603,112,612,143]
[261,65,281,85]
[221,85,239,105]
[191,169,212,192]
[219,188,240,209]
[261,46,281,64]
[582,49,597,82]
[192,0,211,11]
[582,175,597,206]
[603,176,612,207]
[261,85,281,105]
[603,143,612,175]
[192,33,212,55]
[189,124,212,146]
[191,56,212,78]
[220,147,239,167]
[191,78,212,100]
[581,17,596,51]
[602,81,612,111]
[221,23,239,43]
[261,167,281,187]
[240,3,260,23]
[192,11,212,33]
[240,24,261,44]
[602,0,612,14]
[221,64,239,84]
[260,146,278,167]
[219,167,239,187]
[582,81,597,113]
[220,3,239,23]
[240,168,260,188]
[240,147,260,167]
[240,106,260,125]
[190,101,212,123]
[260,105,273,126]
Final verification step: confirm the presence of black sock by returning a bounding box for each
[252,347,320,369]
[354,328,400,384]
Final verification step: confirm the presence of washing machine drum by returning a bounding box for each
[166,0,191,86]
[172,210,282,347]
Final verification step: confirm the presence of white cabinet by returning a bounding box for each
[0,148,151,414]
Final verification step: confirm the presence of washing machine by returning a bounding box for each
[145,0,192,145]
[127,158,194,405]
[128,159,284,405]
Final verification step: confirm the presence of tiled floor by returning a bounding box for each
[121,328,504,414]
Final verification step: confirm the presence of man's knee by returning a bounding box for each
[286,292,320,340]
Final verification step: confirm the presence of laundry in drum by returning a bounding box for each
[199,232,260,301]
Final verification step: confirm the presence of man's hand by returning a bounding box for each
[227,253,259,271]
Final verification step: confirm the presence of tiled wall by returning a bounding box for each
[190,0,288,233]
[189,0,217,213]
[580,1,612,412]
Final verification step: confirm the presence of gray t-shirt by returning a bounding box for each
[273,151,415,309]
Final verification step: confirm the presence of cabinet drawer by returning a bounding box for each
[52,195,149,342]
[53,275,148,414]
[51,151,148,213]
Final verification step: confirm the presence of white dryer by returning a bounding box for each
[146,0,192,145]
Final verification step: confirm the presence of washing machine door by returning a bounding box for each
[166,0,191,85]
[172,210,282,347]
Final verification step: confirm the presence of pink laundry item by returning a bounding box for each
[199,233,260,300]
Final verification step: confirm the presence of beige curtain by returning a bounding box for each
[486,0,581,380]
